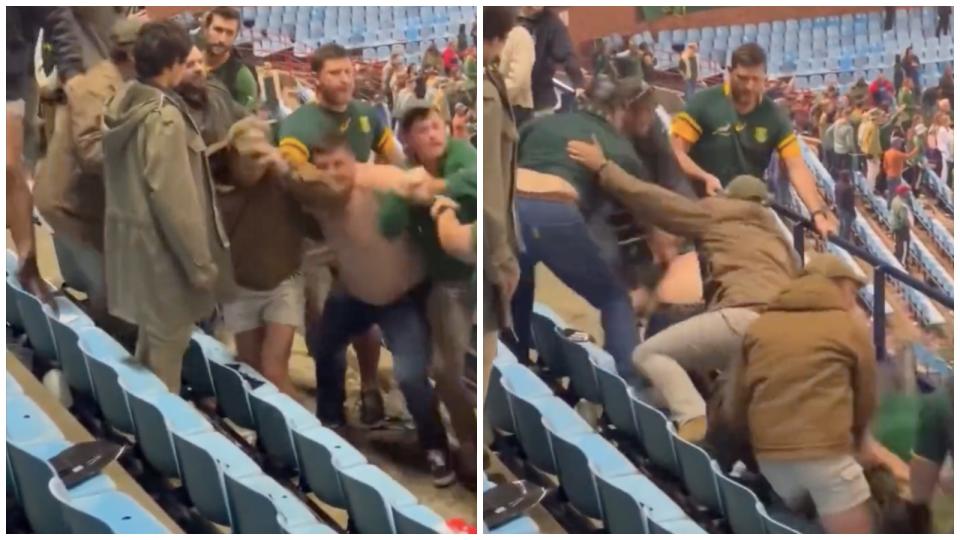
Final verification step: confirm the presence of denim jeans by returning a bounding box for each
[511,197,637,376]
[306,286,447,451]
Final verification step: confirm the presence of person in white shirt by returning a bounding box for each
[498,24,535,127]
[935,113,953,189]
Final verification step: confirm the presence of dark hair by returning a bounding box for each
[205,6,241,29]
[134,21,192,80]
[400,106,441,133]
[110,46,131,65]
[310,132,350,156]
[729,43,767,71]
[483,6,516,42]
[311,43,350,73]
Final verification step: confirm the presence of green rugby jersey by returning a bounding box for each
[276,100,397,165]
[671,82,801,186]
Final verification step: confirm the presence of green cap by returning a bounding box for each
[724,175,769,203]
[111,18,144,47]
[803,253,868,287]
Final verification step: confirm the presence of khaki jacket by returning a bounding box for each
[482,67,520,331]
[35,60,124,251]
[598,162,800,310]
[498,26,535,109]
[733,274,877,460]
[102,81,234,327]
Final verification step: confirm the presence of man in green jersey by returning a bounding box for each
[908,382,954,533]
[379,102,477,487]
[201,7,258,110]
[670,43,835,236]
[277,44,407,427]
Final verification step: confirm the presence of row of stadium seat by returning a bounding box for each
[503,304,817,533]
[7,374,170,533]
[788,147,948,328]
[920,166,955,215]
[6,246,448,534]
[487,338,709,533]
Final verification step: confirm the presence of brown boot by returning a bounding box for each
[678,415,707,443]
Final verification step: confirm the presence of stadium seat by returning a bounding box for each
[485,348,529,435]
[762,510,801,533]
[595,362,641,440]
[292,424,367,508]
[9,276,60,362]
[49,477,169,533]
[48,308,96,396]
[208,350,280,430]
[78,327,166,433]
[531,303,571,377]
[393,503,446,533]
[124,389,212,479]
[546,427,636,519]
[249,391,322,471]
[173,430,262,526]
[501,369,591,474]
[555,331,602,403]
[223,472,335,533]
[631,396,680,476]
[339,464,418,534]
[596,471,691,533]
[714,462,767,533]
[673,434,723,515]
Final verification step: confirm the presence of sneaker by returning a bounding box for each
[677,415,707,443]
[427,449,456,488]
[359,389,385,426]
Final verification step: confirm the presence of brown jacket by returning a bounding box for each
[35,60,124,251]
[597,162,800,310]
[733,274,877,461]
[482,66,520,330]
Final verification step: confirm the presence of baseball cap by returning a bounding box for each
[111,18,144,47]
[724,175,770,203]
[803,253,868,287]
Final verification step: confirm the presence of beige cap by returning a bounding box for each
[803,253,867,287]
[111,18,144,47]
[725,175,770,203]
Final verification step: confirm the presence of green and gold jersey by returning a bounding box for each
[276,100,398,164]
[672,82,801,186]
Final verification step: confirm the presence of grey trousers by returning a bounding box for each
[632,307,759,424]
[427,280,476,450]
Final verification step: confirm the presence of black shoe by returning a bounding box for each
[427,449,456,488]
[359,389,385,426]
[317,405,346,429]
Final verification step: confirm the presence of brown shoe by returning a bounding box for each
[678,415,707,443]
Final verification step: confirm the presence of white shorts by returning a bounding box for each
[222,273,305,334]
[758,454,872,516]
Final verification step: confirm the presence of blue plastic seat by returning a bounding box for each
[596,471,688,533]
[223,472,334,533]
[547,427,636,519]
[762,509,801,533]
[9,276,60,361]
[49,477,170,533]
[672,432,723,514]
[292,424,367,508]
[501,367,588,474]
[48,309,96,396]
[173,430,262,526]
[393,503,446,533]
[250,391,321,471]
[595,362,640,439]
[125,389,212,478]
[78,327,166,433]
[207,348,279,429]
[714,462,766,533]
[555,331,602,403]
[339,464,418,533]
[631,396,680,476]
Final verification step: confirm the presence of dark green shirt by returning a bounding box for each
[914,388,953,465]
[672,83,800,186]
[379,138,477,282]
[276,100,396,165]
[517,110,647,214]
[210,60,259,111]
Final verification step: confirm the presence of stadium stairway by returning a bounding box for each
[488,305,825,533]
[6,246,452,534]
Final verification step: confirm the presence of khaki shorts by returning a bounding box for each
[222,273,305,334]
[758,454,871,516]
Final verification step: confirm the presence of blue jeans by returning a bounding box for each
[684,80,697,102]
[511,197,638,376]
[306,285,446,451]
